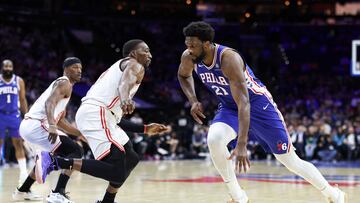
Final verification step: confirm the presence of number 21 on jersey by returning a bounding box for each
[211,85,229,96]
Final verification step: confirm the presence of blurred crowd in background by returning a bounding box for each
[1,0,360,165]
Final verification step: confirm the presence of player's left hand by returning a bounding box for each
[227,142,250,174]
[120,99,135,115]
[145,123,172,136]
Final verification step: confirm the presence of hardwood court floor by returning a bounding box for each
[0,160,359,203]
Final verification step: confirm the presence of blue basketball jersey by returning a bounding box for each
[0,74,20,114]
[194,44,270,110]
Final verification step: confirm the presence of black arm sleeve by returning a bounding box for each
[118,118,145,133]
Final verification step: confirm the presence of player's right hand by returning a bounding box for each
[121,99,135,115]
[48,126,58,144]
[190,102,206,124]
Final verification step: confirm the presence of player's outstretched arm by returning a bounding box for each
[45,79,71,143]
[222,50,251,173]
[18,77,28,114]
[178,50,206,124]
[118,118,171,136]
[118,59,144,115]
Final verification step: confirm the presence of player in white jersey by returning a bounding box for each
[35,40,170,203]
[13,57,84,203]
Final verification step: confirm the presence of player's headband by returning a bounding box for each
[63,57,82,69]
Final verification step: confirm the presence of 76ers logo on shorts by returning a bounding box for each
[277,141,288,152]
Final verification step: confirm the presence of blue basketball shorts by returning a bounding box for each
[212,95,291,154]
[0,112,21,139]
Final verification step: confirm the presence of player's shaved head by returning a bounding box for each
[122,39,144,57]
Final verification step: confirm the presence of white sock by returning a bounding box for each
[275,149,338,200]
[208,122,246,201]
[18,158,27,174]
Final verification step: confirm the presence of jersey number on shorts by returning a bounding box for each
[7,94,11,103]
[211,85,229,96]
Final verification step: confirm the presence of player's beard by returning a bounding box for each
[192,48,206,64]
[2,70,13,79]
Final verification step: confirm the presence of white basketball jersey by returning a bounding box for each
[26,76,70,123]
[82,58,140,121]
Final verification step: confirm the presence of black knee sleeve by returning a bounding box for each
[56,136,83,158]
[81,158,126,184]
[112,166,127,183]
[71,144,84,158]
[124,141,139,168]
[126,149,139,171]
[101,144,128,183]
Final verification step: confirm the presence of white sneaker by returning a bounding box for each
[46,191,74,203]
[12,188,43,201]
[328,187,347,203]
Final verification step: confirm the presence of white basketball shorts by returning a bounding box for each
[20,117,65,152]
[75,103,129,160]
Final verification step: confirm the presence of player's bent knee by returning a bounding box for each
[112,166,127,183]
[61,142,84,158]
[207,135,221,149]
[127,150,140,170]
[207,132,225,150]
[72,144,84,158]
[207,122,236,149]
[274,150,304,171]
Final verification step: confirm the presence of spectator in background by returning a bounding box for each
[191,124,208,156]
[290,124,306,159]
[132,133,148,159]
[305,125,319,160]
[167,131,179,159]
[332,125,348,160]
[356,123,360,160]
[317,135,337,162]
[176,109,194,152]
[319,118,332,137]
[345,126,357,160]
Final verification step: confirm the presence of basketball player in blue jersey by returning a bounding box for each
[178,21,346,203]
[0,59,29,183]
